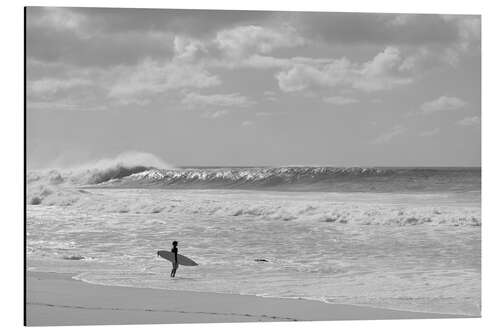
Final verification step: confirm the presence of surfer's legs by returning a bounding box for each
[171,262,178,277]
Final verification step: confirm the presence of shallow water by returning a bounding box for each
[27,188,480,316]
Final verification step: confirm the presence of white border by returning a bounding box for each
[2,0,498,332]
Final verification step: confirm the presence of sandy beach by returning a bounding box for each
[26,271,470,326]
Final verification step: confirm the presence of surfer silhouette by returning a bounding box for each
[170,241,179,277]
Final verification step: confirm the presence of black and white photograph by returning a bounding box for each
[24,5,481,326]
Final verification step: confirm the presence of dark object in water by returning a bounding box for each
[254,259,269,262]
[63,255,85,260]
[30,197,42,205]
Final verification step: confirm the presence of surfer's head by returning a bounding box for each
[172,240,178,246]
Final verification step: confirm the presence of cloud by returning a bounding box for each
[201,110,230,119]
[442,15,481,51]
[173,36,209,62]
[323,96,359,105]
[28,7,87,33]
[27,99,108,112]
[26,8,273,67]
[26,9,480,116]
[242,120,255,127]
[217,15,480,74]
[56,7,271,38]
[354,47,413,91]
[276,47,413,93]
[275,58,352,92]
[371,125,407,144]
[27,8,480,73]
[420,96,466,114]
[28,57,223,109]
[29,9,478,52]
[27,8,176,67]
[108,59,220,100]
[419,128,440,137]
[215,25,304,58]
[457,116,480,126]
[386,14,415,27]
[27,65,108,111]
[28,77,92,96]
[181,92,254,110]
[296,12,479,49]
[364,46,403,75]
[213,54,330,70]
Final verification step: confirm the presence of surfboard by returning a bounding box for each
[157,250,198,266]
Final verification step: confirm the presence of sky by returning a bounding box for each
[26,7,481,168]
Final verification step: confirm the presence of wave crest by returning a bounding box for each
[27,152,170,204]
[97,166,480,193]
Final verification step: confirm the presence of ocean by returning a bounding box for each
[26,165,481,316]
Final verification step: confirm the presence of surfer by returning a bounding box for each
[157,246,198,274]
[170,241,179,277]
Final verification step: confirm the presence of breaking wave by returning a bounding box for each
[103,167,480,193]
[27,152,170,205]
[27,152,480,206]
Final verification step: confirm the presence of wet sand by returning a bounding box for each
[25,271,470,326]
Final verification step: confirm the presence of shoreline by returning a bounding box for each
[26,271,474,326]
[72,273,473,318]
